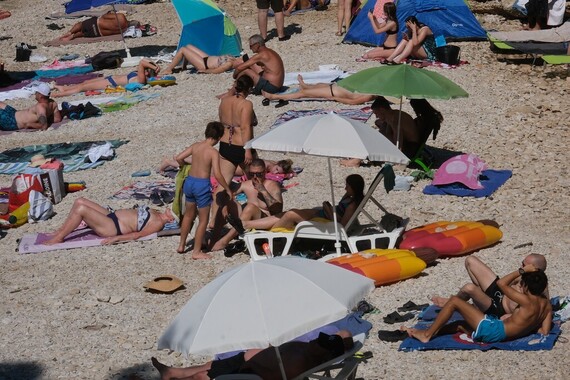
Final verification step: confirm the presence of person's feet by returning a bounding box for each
[261,90,276,100]
[151,357,175,380]
[401,326,431,343]
[431,295,449,307]
[191,251,212,260]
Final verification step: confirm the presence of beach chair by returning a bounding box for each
[291,340,364,380]
[243,165,406,260]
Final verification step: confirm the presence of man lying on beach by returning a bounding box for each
[233,34,285,95]
[262,74,377,105]
[151,330,354,380]
[403,265,552,343]
[0,83,61,131]
[58,11,139,41]
[431,254,548,319]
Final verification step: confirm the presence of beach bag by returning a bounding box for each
[9,174,43,212]
[28,190,54,222]
[88,51,123,71]
[38,163,66,204]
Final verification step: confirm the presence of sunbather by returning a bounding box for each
[44,197,175,245]
[0,83,62,131]
[150,330,354,380]
[262,74,376,105]
[387,16,435,63]
[52,59,159,97]
[403,266,552,344]
[362,2,399,60]
[161,44,237,75]
[228,174,364,232]
[58,11,137,41]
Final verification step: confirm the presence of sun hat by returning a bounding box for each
[29,154,52,167]
[143,275,184,294]
[35,82,51,97]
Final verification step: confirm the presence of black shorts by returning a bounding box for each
[219,141,245,166]
[484,277,506,317]
[207,352,246,378]
[82,17,101,37]
[256,0,284,12]
[253,76,282,95]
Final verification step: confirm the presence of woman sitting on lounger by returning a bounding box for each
[262,74,376,105]
[52,59,159,97]
[228,174,364,232]
[362,2,399,60]
[386,16,435,63]
[44,197,175,245]
[161,44,237,74]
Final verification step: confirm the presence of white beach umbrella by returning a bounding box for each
[158,256,374,379]
[244,112,409,255]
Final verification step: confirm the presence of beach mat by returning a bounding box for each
[272,106,373,128]
[45,34,123,47]
[423,169,512,198]
[111,180,175,203]
[400,304,562,352]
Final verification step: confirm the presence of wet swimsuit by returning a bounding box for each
[0,105,18,131]
[472,315,507,343]
[81,17,101,37]
[253,73,282,95]
[484,277,507,317]
[183,176,213,208]
[107,212,123,235]
[219,141,245,166]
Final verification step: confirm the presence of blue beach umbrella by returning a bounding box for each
[172,0,242,56]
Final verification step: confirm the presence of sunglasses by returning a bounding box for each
[248,171,264,178]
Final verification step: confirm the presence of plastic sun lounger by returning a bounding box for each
[242,165,406,260]
[541,55,570,66]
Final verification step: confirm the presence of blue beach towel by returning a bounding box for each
[423,169,512,198]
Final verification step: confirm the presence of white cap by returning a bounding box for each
[35,83,51,97]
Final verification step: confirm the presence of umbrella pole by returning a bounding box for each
[327,157,342,256]
[396,96,403,149]
[111,4,132,58]
[275,346,288,380]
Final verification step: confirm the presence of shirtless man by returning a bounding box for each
[262,74,376,105]
[233,34,285,95]
[432,254,548,318]
[210,159,283,251]
[58,11,133,41]
[0,83,61,131]
[403,265,552,343]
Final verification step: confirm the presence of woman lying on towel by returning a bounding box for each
[227,174,364,232]
[52,59,159,97]
[262,74,376,105]
[386,16,435,64]
[161,44,237,75]
[44,197,176,245]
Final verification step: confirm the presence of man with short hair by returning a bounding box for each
[0,83,61,131]
[210,159,283,251]
[233,34,285,95]
[432,254,548,318]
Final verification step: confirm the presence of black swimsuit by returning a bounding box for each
[203,56,209,70]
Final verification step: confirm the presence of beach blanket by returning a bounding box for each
[283,69,346,86]
[46,5,134,19]
[399,304,562,352]
[45,34,123,47]
[99,93,160,112]
[17,224,179,254]
[111,180,175,204]
[423,169,512,198]
[0,140,128,175]
[272,107,373,128]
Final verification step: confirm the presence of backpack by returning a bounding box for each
[88,51,123,71]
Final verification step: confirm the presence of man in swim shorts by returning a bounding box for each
[0,83,61,131]
[403,265,552,343]
[233,34,285,95]
[58,11,136,41]
[431,254,548,317]
[256,0,290,41]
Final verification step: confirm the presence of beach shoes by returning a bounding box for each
[398,301,429,312]
[278,35,291,42]
[383,311,414,324]
[275,100,289,108]
[356,300,376,315]
[353,351,373,361]
[262,98,270,106]
[378,329,408,342]
[224,240,246,258]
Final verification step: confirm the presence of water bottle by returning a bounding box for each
[262,243,273,258]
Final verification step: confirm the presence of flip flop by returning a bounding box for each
[398,301,429,312]
[353,351,373,361]
[383,311,414,324]
[378,329,408,342]
[224,240,246,257]
[275,100,288,108]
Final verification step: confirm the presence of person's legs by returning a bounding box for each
[391,40,416,63]
[59,21,84,40]
[386,40,408,62]
[274,12,286,39]
[192,205,213,259]
[151,357,212,380]
[208,159,237,229]
[336,0,346,35]
[242,213,283,230]
[162,47,199,74]
[258,9,269,40]
[272,208,319,229]
[209,197,243,251]
[178,201,197,253]
[464,256,498,290]
[53,77,112,97]
[342,0,351,33]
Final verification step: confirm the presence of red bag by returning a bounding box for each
[8,174,43,212]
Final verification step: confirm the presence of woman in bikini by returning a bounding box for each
[261,74,376,105]
[52,59,159,97]
[228,174,365,232]
[161,44,237,75]
[58,11,133,41]
[362,2,399,60]
[387,16,436,64]
[44,197,175,245]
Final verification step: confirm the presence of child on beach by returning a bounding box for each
[175,122,233,259]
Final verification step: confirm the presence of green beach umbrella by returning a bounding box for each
[338,65,468,148]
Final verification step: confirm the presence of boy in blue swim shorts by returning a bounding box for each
[175,122,233,259]
[403,265,552,344]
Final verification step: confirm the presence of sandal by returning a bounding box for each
[398,301,429,312]
[383,311,414,324]
[378,329,408,342]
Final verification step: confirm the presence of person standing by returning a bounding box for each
[256,0,291,41]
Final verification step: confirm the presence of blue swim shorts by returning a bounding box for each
[472,315,506,343]
[0,105,18,131]
[183,176,212,209]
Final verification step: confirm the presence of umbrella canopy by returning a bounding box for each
[158,256,374,356]
[337,65,469,100]
[172,0,242,56]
